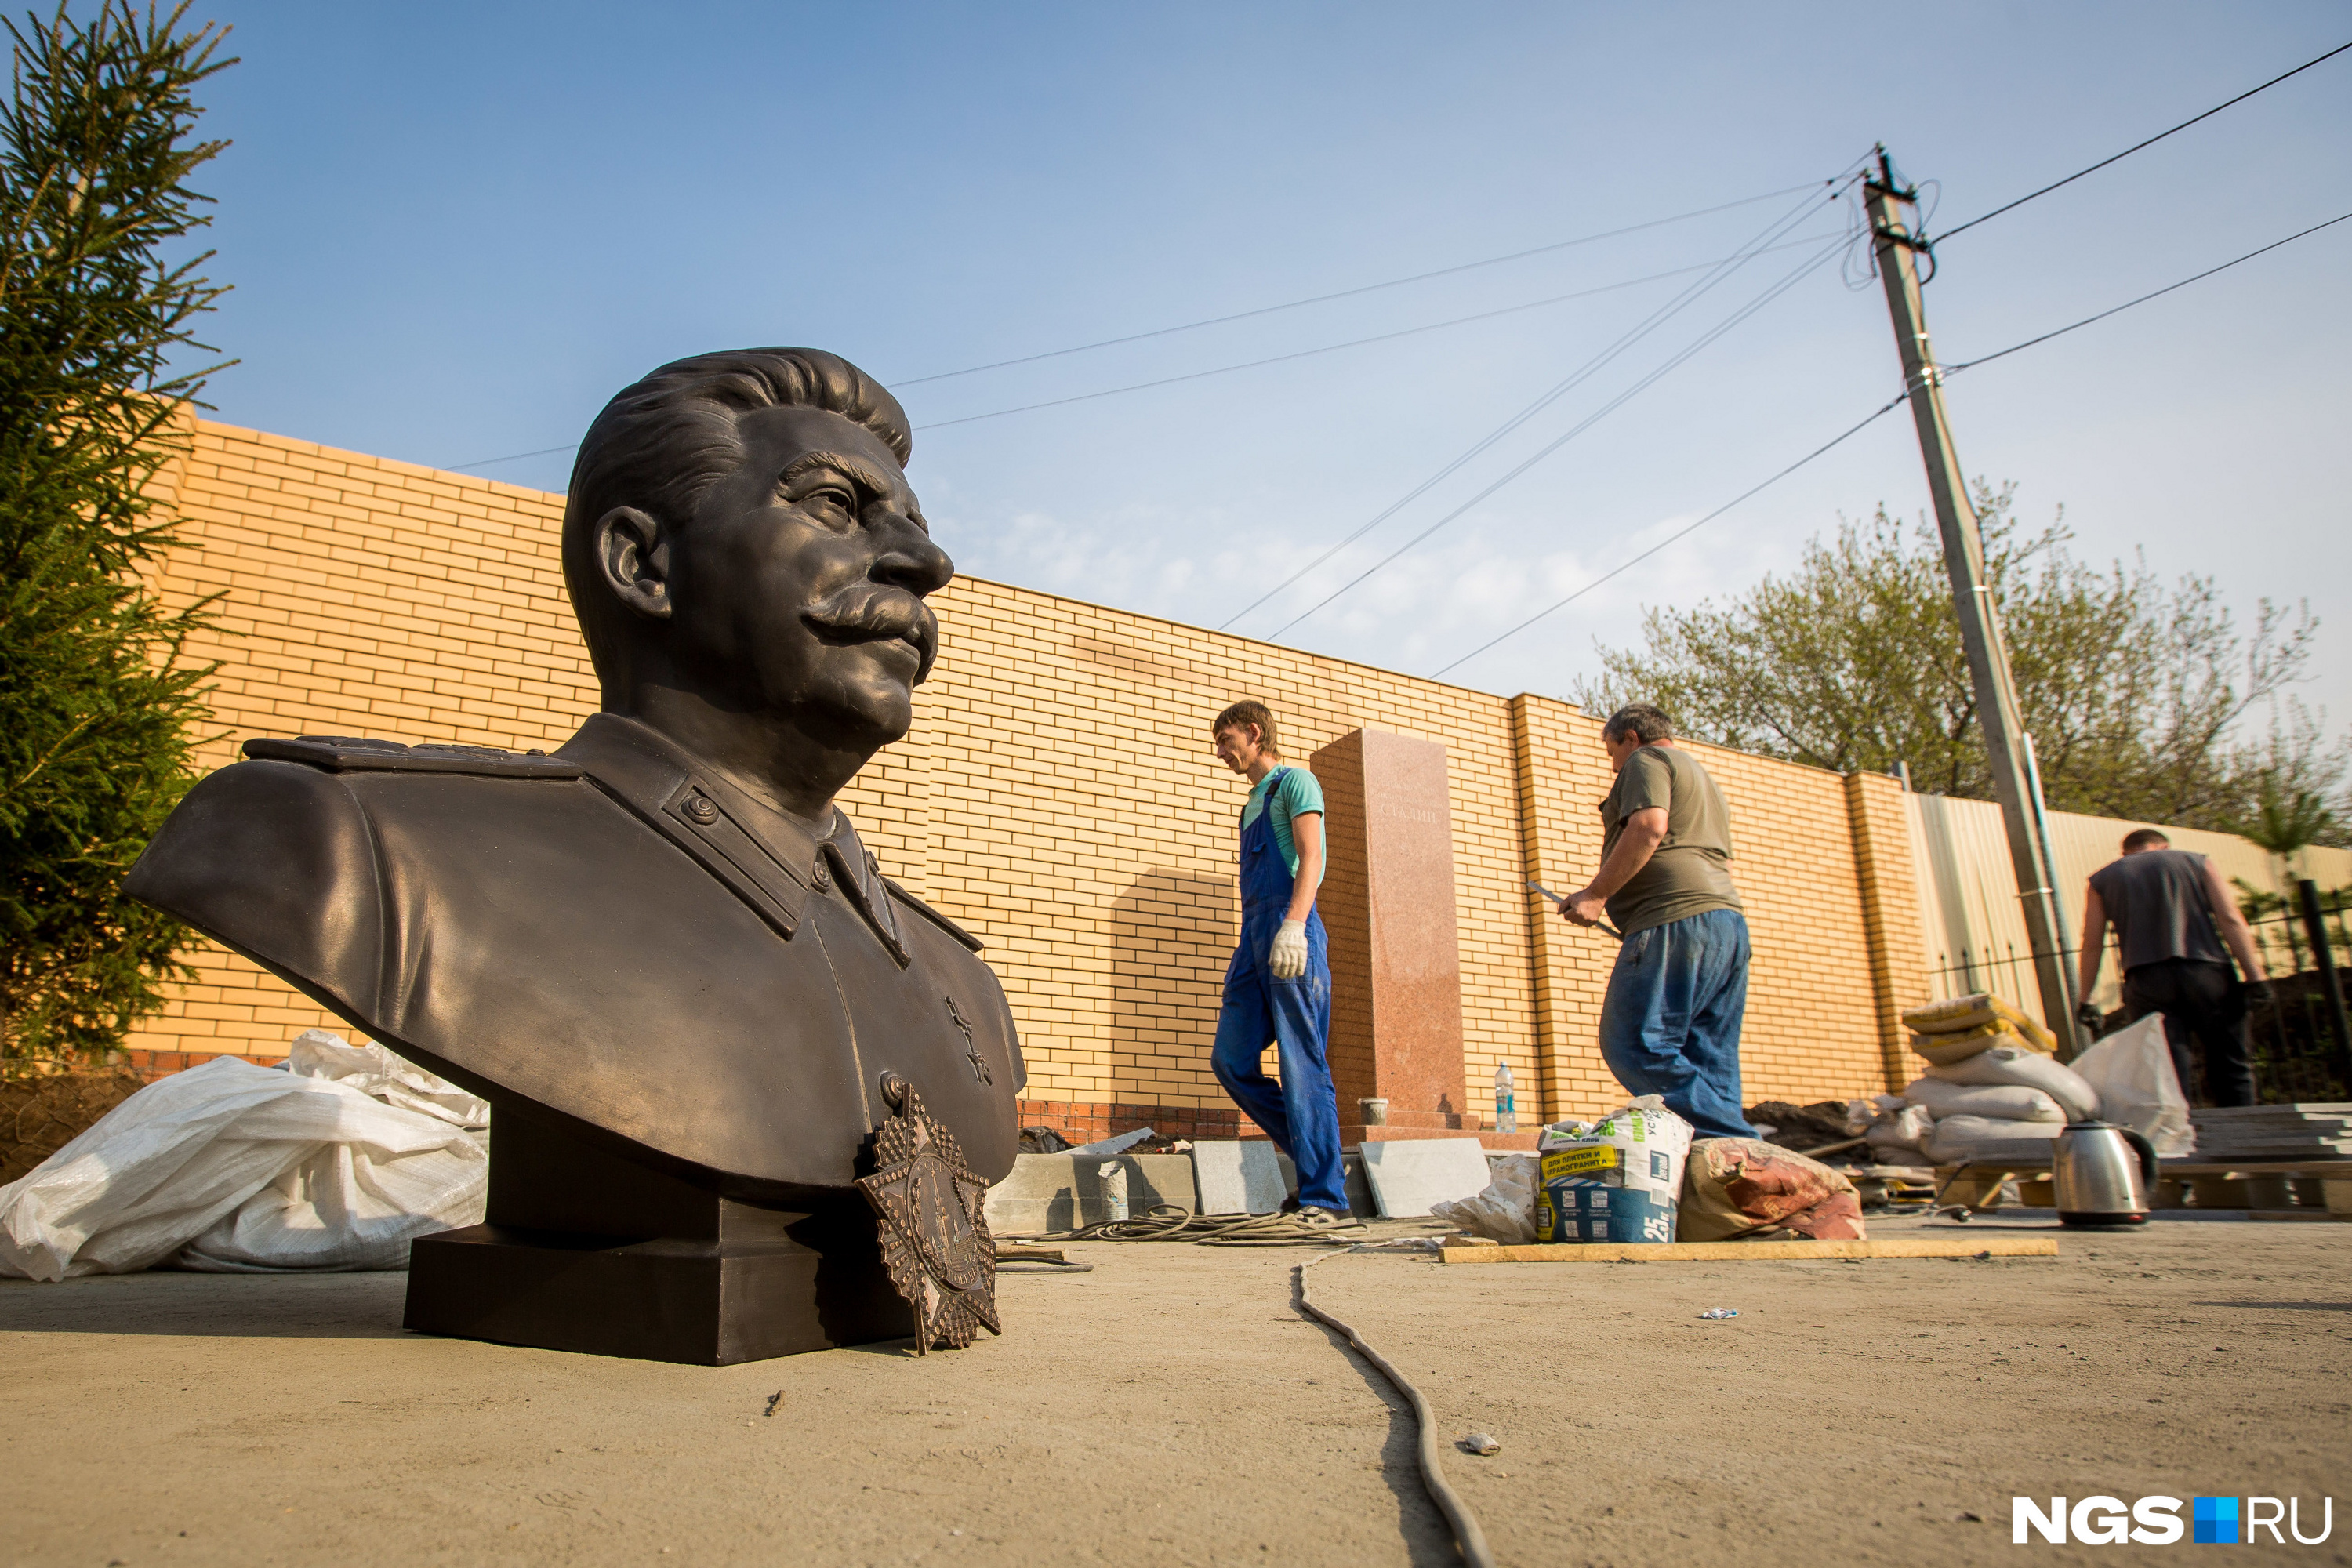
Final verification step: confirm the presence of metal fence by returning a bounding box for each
[1922,879,2352,1107]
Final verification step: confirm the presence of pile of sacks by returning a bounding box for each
[1858,993,2100,1167]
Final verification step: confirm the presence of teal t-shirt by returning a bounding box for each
[1241,766,1326,885]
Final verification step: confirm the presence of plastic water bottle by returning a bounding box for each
[1494,1062,1517,1134]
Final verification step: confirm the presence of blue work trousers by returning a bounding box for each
[1210,914,1349,1212]
[1596,907,1756,1139]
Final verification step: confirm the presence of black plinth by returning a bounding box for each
[405,1109,913,1365]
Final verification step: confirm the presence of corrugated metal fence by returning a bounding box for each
[1905,790,2352,1027]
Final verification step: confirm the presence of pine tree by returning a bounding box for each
[0,3,235,1070]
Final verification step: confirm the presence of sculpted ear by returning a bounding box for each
[595,507,671,620]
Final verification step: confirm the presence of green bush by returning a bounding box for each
[0,2,235,1070]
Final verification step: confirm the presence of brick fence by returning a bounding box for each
[123,416,1929,1127]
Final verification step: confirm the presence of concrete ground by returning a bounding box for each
[2,1214,2348,1568]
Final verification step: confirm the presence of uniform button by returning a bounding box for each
[812,859,832,891]
[682,793,719,826]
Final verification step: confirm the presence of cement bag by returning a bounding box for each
[1909,1021,2041,1066]
[0,1051,487,1281]
[1903,993,2058,1055]
[1925,1044,2099,1123]
[1902,1077,2065,1123]
[1534,1097,1693,1243]
[1431,1154,1537,1244]
[1922,1114,2064,1166]
[2068,1014,2195,1158]
[1679,1138,1866,1241]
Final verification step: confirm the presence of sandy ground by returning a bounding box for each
[3,1214,2348,1568]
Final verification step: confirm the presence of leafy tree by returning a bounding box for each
[1573,483,2347,838]
[0,2,234,1070]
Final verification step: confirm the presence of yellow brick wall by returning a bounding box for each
[127,417,1911,1119]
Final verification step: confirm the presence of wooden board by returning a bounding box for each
[1441,1236,2059,1264]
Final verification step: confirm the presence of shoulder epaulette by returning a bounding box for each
[882,877,984,953]
[242,735,584,779]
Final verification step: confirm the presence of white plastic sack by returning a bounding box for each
[1430,1154,1538,1243]
[1902,1077,2065,1123]
[0,1042,487,1281]
[2068,1014,2196,1158]
[1843,1094,1904,1135]
[1922,1113,2064,1166]
[1925,1044,2100,1123]
[282,1029,488,1128]
[1864,1103,1935,1165]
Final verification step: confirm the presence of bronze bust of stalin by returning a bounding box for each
[128,350,1022,1363]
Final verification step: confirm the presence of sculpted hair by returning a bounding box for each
[1214,700,1281,757]
[1602,703,1674,745]
[562,348,913,682]
[2122,828,2171,852]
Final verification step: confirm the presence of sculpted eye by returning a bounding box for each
[792,482,859,524]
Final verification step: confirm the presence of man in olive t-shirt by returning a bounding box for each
[1556,703,1754,1138]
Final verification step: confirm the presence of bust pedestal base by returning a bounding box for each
[404,1106,910,1365]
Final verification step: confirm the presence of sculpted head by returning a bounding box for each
[562,349,953,764]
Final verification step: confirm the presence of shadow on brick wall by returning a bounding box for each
[1108,868,1237,1112]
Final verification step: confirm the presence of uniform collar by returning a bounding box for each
[557,713,906,963]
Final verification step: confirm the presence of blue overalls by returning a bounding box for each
[1209,768,1350,1213]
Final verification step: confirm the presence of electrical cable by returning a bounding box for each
[1933,38,2352,244]
[1297,1250,1497,1568]
[1220,177,1860,631]
[447,234,1833,470]
[1426,391,1908,679]
[1942,209,2352,376]
[912,231,1842,434]
[450,441,577,473]
[891,183,1828,388]
[1265,227,1853,641]
[1424,199,2352,680]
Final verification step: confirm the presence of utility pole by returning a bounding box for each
[1864,147,2080,1049]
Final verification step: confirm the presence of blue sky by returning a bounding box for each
[183,2,2352,722]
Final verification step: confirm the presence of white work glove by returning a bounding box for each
[1268,919,1309,979]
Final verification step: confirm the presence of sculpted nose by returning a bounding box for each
[872,516,953,597]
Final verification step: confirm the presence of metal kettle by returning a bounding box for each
[2052,1120,2158,1226]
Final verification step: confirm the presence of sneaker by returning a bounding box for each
[1278,1194,1302,1214]
[1294,1206,1356,1228]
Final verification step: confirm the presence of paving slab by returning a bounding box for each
[1359,1135,1491,1216]
[1188,1139,1296,1214]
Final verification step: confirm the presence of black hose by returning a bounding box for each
[1296,1250,1497,1568]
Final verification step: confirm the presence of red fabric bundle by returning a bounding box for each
[1679,1138,1867,1242]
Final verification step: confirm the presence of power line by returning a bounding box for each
[444,231,1842,470]
[1424,202,2352,681]
[891,183,1828,387]
[1428,393,1908,679]
[1934,38,2352,244]
[1219,181,1858,632]
[1945,209,2352,374]
[913,232,1840,434]
[451,441,577,473]
[1265,230,1852,641]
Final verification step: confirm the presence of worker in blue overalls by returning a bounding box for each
[1207,699,1351,1223]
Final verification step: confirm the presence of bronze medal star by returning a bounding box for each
[855,1074,1000,1353]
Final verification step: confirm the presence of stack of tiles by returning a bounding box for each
[2189,1104,2352,1160]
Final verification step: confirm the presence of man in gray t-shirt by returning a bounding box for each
[2078,827,2270,1106]
[1555,704,1753,1138]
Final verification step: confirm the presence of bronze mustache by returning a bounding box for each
[800,584,939,684]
